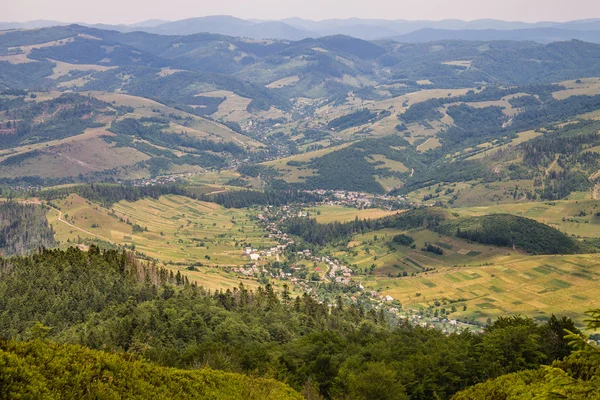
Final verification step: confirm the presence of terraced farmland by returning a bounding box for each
[364,253,600,326]
[48,194,276,266]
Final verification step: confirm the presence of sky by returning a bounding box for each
[3,0,600,24]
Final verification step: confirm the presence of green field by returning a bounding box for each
[47,194,277,290]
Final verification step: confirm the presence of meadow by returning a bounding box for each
[46,194,277,288]
[306,204,399,223]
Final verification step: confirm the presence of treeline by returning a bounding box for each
[0,247,588,400]
[285,208,581,255]
[36,183,325,210]
[301,135,416,194]
[201,189,322,208]
[0,202,56,256]
[399,85,559,125]
[453,321,600,399]
[443,214,580,255]
[37,183,189,208]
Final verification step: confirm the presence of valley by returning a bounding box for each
[2,15,600,400]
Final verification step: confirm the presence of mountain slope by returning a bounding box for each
[392,27,600,44]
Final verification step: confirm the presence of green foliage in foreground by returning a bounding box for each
[453,312,600,400]
[452,353,600,400]
[0,339,302,400]
[0,247,586,399]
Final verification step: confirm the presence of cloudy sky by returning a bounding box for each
[4,0,600,24]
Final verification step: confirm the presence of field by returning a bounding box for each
[306,205,399,223]
[48,194,275,264]
[46,194,279,289]
[336,228,514,275]
[553,77,600,100]
[364,253,600,327]
[330,224,600,326]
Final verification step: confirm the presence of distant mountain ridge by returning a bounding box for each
[3,16,600,43]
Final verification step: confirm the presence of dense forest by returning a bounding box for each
[0,202,56,256]
[0,246,593,399]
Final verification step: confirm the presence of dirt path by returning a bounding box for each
[588,170,600,200]
[545,155,559,178]
[410,168,415,177]
[416,138,433,152]
[48,205,112,241]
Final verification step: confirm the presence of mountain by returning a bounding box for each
[0,20,63,30]
[391,27,600,44]
[146,16,317,40]
[4,17,600,42]
[129,19,170,28]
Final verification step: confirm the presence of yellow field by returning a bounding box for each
[307,205,399,223]
[266,76,299,88]
[364,253,600,326]
[553,77,600,100]
[333,223,600,326]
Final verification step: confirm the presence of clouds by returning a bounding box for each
[3,0,599,24]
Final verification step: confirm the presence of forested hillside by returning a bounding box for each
[0,202,56,256]
[0,246,590,399]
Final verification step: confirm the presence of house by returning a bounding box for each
[250,253,260,261]
[384,295,394,302]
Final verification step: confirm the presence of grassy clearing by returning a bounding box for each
[337,228,514,276]
[467,130,542,160]
[266,76,299,88]
[553,77,600,100]
[49,59,115,79]
[306,205,399,223]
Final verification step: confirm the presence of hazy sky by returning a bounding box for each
[4,0,600,24]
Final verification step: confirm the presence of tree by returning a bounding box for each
[346,362,409,400]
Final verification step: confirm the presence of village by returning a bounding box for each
[224,202,484,334]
